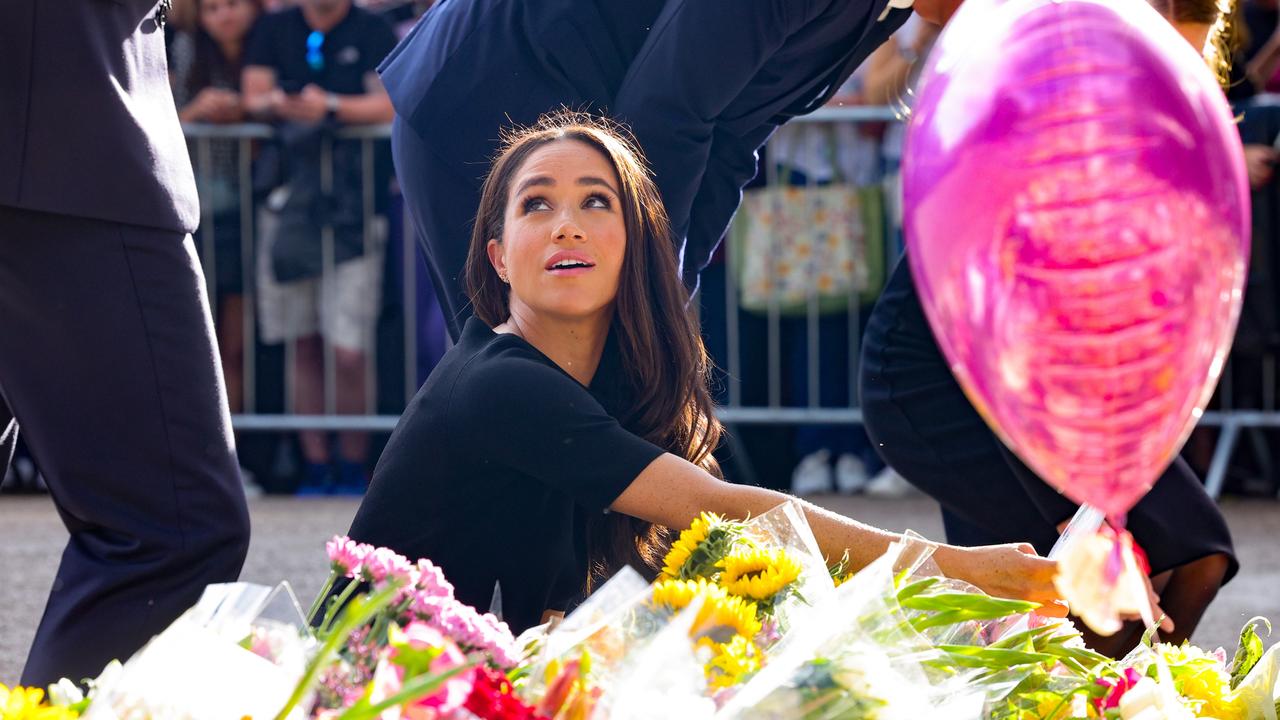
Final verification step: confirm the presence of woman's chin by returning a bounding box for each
[528,298,614,323]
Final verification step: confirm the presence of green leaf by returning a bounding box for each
[894,577,942,602]
[1230,617,1271,689]
[335,663,473,720]
[936,644,1058,668]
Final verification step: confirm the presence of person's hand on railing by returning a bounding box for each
[179,87,245,124]
[275,84,331,125]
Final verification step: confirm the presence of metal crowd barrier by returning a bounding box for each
[182,106,1266,498]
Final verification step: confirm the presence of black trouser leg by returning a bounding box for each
[0,205,250,686]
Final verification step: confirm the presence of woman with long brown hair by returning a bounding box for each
[344,111,1064,634]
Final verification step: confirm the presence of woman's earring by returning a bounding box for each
[498,272,509,284]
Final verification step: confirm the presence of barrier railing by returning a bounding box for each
[182,107,1269,498]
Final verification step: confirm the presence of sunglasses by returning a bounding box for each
[307,30,325,72]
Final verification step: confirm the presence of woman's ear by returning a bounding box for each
[486,239,507,281]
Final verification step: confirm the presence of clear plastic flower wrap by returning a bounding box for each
[512,567,658,714]
[1229,619,1280,720]
[731,501,837,650]
[82,582,317,720]
[602,597,718,720]
[717,538,983,720]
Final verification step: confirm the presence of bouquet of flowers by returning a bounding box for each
[23,503,1280,720]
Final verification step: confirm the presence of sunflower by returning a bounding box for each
[718,547,802,605]
[696,635,761,690]
[651,578,762,640]
[660,512,743,580]
[0,684,78,720]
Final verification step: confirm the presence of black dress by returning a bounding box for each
[347,317,665,633]
[860,257,1238,581]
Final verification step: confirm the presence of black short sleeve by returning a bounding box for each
[242,12,278,70]
[448,350,666,513]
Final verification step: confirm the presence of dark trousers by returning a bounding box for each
[391,117,485,342]
[0,204,250,686]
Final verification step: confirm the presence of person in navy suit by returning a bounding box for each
[0,0,251,685]
[380,0,930,340]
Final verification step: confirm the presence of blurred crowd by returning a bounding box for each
[4,0,1280,498]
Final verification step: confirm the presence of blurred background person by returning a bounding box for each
[174,0,262,430]
[242,0,396,494]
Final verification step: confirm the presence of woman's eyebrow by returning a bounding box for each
[514,175,554,196]
[576,176,620,195]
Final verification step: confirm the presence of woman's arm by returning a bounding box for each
[611,453,1065,610]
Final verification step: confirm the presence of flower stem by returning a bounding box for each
[322,577,365,637]
[307,571,339,627]
[274,584,400,720]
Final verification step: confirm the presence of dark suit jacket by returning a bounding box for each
[379,0,664,176]
[381,0,910,287]
[0,0,199,234]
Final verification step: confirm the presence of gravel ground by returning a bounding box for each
[1,493,1276,685]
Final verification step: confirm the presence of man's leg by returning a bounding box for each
[0,205,250,686]
[0,395,15,484]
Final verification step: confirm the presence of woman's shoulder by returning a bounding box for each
[437,318,579,403]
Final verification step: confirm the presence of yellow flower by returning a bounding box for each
[0,684,79,720]
[661,514,713,579]
[651,578,762,640]
[1156,643,1243,720]
[718,547,802,604]
[696,635,761,690]
[660,512,742,581]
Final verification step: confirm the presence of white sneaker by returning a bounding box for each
[790,450,834,496]
[240,466,265,499]
[834,454,869,495]
[863,467,918,499]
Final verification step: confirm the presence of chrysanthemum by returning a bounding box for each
[718,547,802,604]
[1157,643,1243,720]
[0,684,78,720]
[651,578,762,639]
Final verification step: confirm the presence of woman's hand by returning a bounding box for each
[1244,144,1276,189]
[181,87,244,124]
[937,542,1067,615]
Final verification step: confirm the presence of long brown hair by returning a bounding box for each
[1151,0,1242,87]
[463,111,723,588]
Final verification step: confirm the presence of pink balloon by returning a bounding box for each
[903,0,1250,519]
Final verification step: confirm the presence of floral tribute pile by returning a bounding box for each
[7,501,1280,719]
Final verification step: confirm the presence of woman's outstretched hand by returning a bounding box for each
[938,542,1067,616]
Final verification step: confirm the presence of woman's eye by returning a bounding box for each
[522,197,550,213]
[584,194,611,209]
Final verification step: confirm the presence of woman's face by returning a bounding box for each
[489,139,628,323]
[200,0,258,47]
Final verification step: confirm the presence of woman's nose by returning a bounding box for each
[553,219,585,242]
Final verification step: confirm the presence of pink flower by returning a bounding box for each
[409,596,519,669]
[365,547,414,585]
[415,559,454,600]
[395,623,473,714]
[1095,667,1144,712]
[326,536,369,578]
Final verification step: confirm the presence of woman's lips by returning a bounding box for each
[545,250,596,276]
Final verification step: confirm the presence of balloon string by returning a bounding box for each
[1121,532,1181,707]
